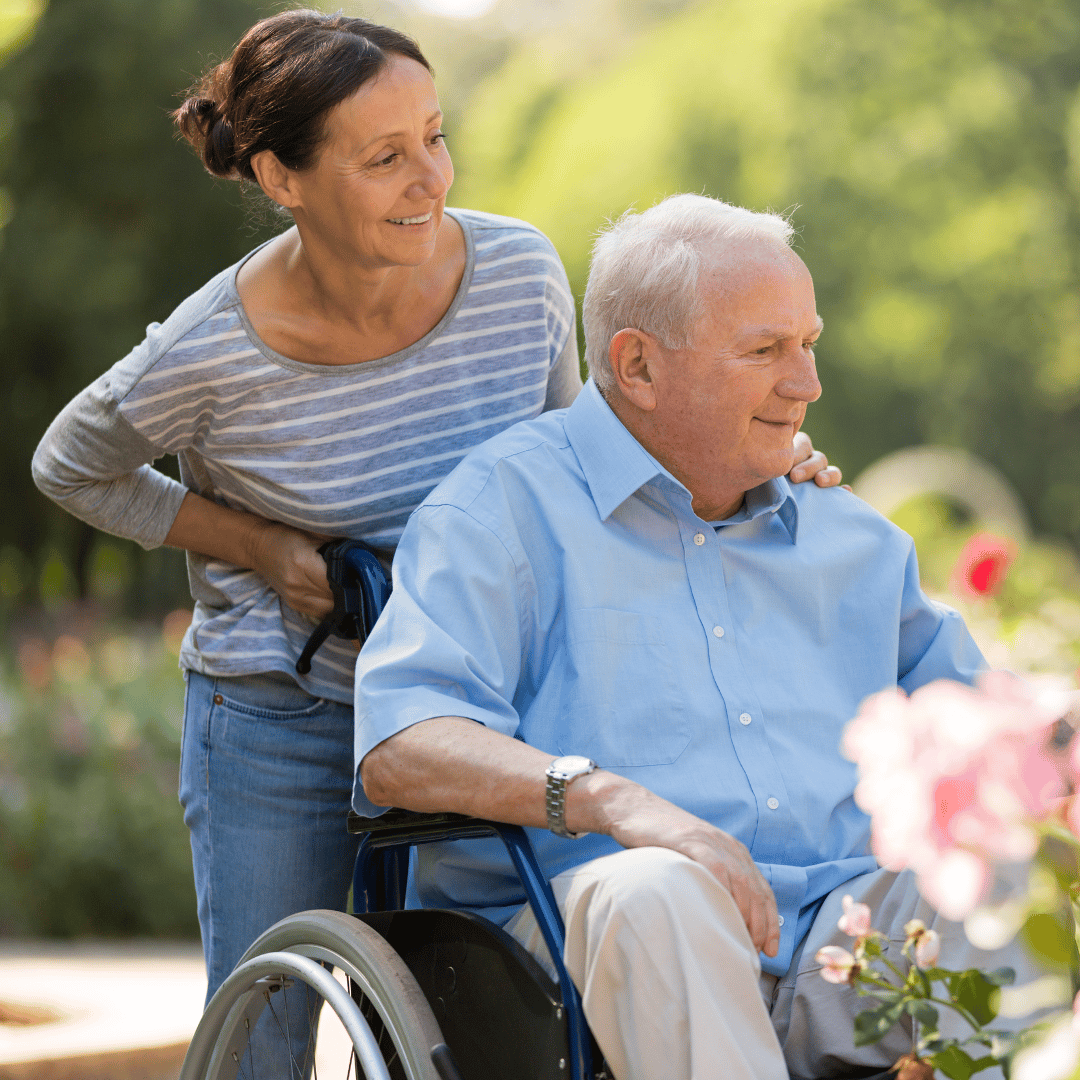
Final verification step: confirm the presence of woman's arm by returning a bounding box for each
[32,374,334,618]
[164,493,333,617]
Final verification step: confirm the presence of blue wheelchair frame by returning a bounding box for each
[349,809,595,1080]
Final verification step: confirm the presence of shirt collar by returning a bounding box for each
[564,380,668,520]
[713,475,800,543]
[564,379,800,542]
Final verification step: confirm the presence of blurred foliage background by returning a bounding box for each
[1,0,1079,936]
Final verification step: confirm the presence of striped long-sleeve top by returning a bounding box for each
[32,209,581,702]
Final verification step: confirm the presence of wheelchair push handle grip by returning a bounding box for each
[295,538,392,675]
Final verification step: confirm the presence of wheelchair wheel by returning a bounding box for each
[180,910,446,1080]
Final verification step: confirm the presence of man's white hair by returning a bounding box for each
[582,194,795,394]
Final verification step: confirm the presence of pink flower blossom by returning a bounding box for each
[913,928,941,969]
[816,945,858,985]
[837,895,872,938]
[843,671,1069,921]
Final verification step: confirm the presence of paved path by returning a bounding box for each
[0,941,206,1080]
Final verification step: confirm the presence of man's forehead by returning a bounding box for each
[696,243,819,337]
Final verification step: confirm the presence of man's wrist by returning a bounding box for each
[563,768,628,837]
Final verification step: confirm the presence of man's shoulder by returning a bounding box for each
[419,409,575,517]
[786,479,914,554]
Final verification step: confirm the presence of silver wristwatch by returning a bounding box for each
[545,755,597,839]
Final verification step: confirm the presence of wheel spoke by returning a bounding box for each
[282,985,305,1080]
[263,987,305,1080]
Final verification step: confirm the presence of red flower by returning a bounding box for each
[950,532,1016,599]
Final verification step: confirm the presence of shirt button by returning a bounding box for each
[712,626,725,638]
[693,532,706,546]
[739,712,752,725]
[767,797,780,810]
[778,916,785,927]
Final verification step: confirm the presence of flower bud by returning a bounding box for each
[913,928,941,969]
[816,945,859,985]
[838,894,873,938]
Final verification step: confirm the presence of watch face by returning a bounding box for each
[552,755,595,778]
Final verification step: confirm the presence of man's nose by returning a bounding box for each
[779,345,822,403]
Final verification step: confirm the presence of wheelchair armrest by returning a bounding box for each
[348,808,497,843]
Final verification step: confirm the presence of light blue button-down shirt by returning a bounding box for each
[354,379,986,976]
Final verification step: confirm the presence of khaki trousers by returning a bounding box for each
[505,847,1040,1080]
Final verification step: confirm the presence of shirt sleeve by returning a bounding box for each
[31,367,188,551]
[897,540,988,691]
[352,502,530,815]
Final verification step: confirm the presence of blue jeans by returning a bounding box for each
[180,670,359,1070]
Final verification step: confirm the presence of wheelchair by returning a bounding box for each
[178,806,610,1080]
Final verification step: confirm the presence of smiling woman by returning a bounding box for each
[29,7,840,1075]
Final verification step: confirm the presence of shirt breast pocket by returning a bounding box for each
[556,608,691,768]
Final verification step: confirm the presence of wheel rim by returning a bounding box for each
[181,912,445,1080]
[186,952,392,1080]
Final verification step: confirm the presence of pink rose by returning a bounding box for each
[843,672,1068,922]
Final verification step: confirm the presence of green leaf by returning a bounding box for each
[1020,913,1076,970]
[948,970,1001,1025]
[982,967,1015,988]
[907,999,940,1033]
[929,1044,980,1080]
[853,999,907,1047]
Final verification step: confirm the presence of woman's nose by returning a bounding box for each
[407,146,450,200]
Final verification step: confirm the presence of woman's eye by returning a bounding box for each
[430,132,447,146]
[373,152,397,167]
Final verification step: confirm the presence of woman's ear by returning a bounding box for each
[250,150,302,210]
[608,328,659,412]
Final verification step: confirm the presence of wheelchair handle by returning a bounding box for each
[295,538,391,675]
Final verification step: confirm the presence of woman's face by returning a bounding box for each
[290,54,454,270]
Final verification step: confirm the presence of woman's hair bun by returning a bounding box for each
[174,83,239,179]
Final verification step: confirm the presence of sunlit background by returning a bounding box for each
[0,0,1078,939]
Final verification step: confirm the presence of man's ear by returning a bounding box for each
[609,328,659,412]
[250,150,303,210]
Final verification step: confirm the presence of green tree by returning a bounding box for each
[454,0,1080,547]
[0,0,279,610]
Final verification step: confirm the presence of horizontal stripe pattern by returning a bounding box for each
[118,210,574,702]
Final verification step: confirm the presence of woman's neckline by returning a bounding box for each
[228,207,476,377]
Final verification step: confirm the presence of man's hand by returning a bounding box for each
[789,431,842,487]
[574,772,781,958]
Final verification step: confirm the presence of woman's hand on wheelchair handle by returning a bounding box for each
[789,431,843,488]
[246,520,335,620]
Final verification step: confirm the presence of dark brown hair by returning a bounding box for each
[173,10,432,181]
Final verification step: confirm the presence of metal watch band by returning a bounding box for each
[545,758,596,839]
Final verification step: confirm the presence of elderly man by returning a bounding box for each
[353,194,1024,1080]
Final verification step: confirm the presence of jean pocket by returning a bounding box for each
[556,608,690,768]
[212,673,326,721]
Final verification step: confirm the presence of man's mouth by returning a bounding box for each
[388,212,433,225]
